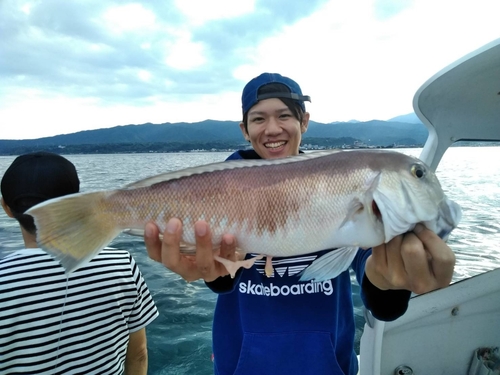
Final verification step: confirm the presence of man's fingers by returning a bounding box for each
[219,234,236,260]
[162,218,183,269]
[145,219,242,282]
[413,224,455,287]
[381,234,411,289]
[144,222,162,262]
[400,231,436,293]
[194,221,215,277]
[370,243,388,269]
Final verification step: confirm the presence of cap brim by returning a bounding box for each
[257,92,311,102]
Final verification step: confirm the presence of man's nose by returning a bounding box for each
[265,117,282,135]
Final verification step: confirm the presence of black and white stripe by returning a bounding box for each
[0,248,158,374]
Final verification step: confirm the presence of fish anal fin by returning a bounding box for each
[264,256,274,277]
[214,254,264,278]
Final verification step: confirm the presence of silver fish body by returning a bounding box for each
[27,149,461,274]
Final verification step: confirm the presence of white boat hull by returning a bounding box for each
[360,268,500,374]
[359,37,500,375]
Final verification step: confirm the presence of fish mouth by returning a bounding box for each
[372,177,452,243]
[434,198,462,239]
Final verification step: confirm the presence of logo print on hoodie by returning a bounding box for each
[239,254,334,296]
[239,279,334,296]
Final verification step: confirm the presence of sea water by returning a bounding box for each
[0,147,499,374]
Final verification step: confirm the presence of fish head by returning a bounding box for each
[370,152,462,243]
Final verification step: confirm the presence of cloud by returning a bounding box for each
[0,0,499,139]
[372,0,412,20]
[174,0,255,25]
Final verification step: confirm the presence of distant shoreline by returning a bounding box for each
[0,143,423,156]
[1,141,498,157]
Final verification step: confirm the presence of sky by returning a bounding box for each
[1,0,499,140]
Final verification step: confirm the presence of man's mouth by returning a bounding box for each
[264,141,286,149]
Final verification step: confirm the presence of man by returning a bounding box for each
[144,73,455,375]
[0,151,159,374]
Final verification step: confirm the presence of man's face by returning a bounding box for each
[240,98,309,159]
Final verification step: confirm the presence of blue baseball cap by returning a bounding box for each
[241,73,311,115]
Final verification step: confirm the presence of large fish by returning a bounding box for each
[26,150,461,280]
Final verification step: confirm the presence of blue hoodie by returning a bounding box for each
[206,150,411,375]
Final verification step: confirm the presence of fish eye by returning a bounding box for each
[411,164,426,179]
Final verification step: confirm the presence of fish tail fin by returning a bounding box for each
[26,191,120,273]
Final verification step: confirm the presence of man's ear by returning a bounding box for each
[1,198,14,218]
[301,112,310,134]
[239,122,251,142]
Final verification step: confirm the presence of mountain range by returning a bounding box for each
[0,114,428,155]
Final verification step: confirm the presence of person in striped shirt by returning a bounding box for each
[0,151,159,375]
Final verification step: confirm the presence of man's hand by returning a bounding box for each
[144,218,237,282]
[365,224,456,294]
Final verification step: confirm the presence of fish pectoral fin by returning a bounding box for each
[299,247,358,282]
[214,254,264,278]
[339,199,365,229]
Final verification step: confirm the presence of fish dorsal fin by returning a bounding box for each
[125,150,342,189]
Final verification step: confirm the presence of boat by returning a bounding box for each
[359,38,500,374]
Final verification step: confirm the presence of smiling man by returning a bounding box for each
[144,72,456,375]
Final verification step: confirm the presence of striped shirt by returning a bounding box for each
[0,248,159,374]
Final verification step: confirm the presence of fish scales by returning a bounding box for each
[108,153,370,250]
[26,150,462,273]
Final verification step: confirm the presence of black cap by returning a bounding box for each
[1,151,80,213]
